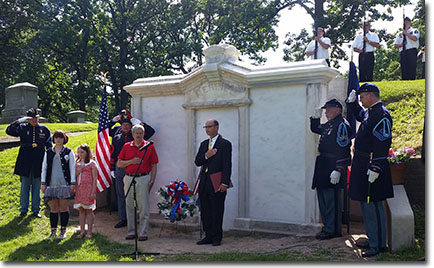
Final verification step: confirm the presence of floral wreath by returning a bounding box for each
[157,180,198,222]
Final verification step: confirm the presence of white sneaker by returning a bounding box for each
[58,228,67,239]
[47,228,57,240]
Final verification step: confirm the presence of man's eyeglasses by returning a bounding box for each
[203,125,216,129]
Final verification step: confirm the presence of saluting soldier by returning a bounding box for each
[6,108,52,218]
[394,17,420,80]
[310,99,352,240]
[346,83,393,257]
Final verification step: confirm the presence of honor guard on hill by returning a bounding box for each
[352,21,380,82]
[346,83,393,257]
[394,17,420,80]
[6,108,52,218]
[109,109,155,228]
[305,26,332,67]
[310,99,352,240]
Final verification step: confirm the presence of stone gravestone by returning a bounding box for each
[66,110,86,123]
[1,82,38,124]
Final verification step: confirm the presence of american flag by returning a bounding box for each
[95,85,112,192]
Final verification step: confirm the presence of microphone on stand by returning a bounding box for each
[139,141,153,151]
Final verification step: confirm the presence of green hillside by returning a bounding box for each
[375,79,425,153]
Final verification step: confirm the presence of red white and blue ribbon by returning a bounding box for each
[167,181,192,222]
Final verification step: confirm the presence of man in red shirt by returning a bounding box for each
[117,124,158,241]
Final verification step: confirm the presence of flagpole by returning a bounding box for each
[103,72,109,85]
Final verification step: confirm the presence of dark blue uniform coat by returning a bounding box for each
[310,114,351,189]
[6,121,52,178]
[348,102,393,202]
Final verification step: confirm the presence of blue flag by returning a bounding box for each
[347,62,359,139]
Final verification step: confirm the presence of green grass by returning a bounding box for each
[0,123,98,138]
[0,130,142,261]
[0,80,426,261]
[375,80,425,152]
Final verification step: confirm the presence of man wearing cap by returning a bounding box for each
[352,21,380,82]
[310,99,351,240]
[305,26,332,67]
[109,109,155,228]
[394,17,419,80]
[346,83,393,257]
[6,108,52,218]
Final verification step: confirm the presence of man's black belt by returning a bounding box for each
[21,143,38,148]
[126,172,149,177]
[354,151,371,158]
[319,152,336,158]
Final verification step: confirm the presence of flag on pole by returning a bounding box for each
[346,61,359,139]
[95,85,112,192]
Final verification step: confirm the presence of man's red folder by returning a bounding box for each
[210,172,233,192]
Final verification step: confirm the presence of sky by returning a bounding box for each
[242,0,421,74]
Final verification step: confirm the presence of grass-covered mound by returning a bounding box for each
[376,79,425,153]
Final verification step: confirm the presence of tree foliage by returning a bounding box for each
[0,0,280,121]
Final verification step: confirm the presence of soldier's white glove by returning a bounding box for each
[330,170,341,184]
[111,171,115,178]
[131,117,141,125]
[17,116,31,123]
[311,107,322,119]
[367,169,380,183]
[346,89,357,103]
[112,115,121,122]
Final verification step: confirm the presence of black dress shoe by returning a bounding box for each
[212,240,221,246]
[362,247,380,257]
[196,238,213,245]
[315,230,326,239]
[32,212,42,218]
[114,220,127,228]
[356,240,370,249]
[18,212,26,218]
[318,231,338,240]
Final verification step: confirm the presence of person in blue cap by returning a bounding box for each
[346,82,393,257]
[6,108,52,218]
[310,98,352,240]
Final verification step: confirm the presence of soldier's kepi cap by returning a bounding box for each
[357,82,379,94]
[321,98,342,109]
[26,108,40,118]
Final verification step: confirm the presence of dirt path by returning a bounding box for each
[76,210,372,261]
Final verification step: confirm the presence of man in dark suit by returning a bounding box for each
[195,119,232,246]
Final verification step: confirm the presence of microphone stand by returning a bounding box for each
[123,143,160,261]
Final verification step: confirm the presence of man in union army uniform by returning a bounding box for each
[346,83,393,257]
[310,99,352,240]
[6,108,52,218]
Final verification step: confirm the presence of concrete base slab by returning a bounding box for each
[232,217,322,237]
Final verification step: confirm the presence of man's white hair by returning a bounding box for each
[131,124,144,134]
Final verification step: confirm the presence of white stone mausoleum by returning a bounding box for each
[124,44,344,235]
